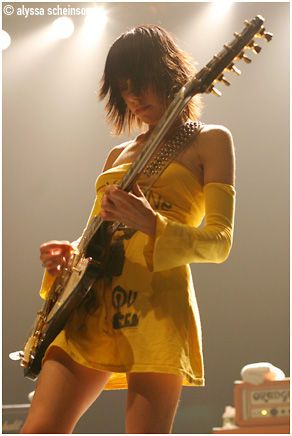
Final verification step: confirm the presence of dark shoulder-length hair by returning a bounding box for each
[99,24,202,135]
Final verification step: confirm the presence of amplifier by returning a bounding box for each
[234,378,290,426]
[2,404,30,434]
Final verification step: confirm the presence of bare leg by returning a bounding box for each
[126,372,183,434]
[21,347,111,434]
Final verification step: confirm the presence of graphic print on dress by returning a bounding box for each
[145,190,172,211]
[112,285,139,329]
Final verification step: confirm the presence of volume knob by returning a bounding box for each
[270,408,278,416]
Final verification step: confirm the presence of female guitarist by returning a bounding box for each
[21,24,235,434]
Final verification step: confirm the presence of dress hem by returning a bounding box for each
[44,345,205,390]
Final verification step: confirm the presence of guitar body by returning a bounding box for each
[21,220,125,380]
[23,257,99,380]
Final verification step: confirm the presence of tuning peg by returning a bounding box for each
[236,51,252,64]
[226,63,241,76]
[9,351,24,361]
[262,31,273,42]
[218,74,231,86]
[255,27,273,42]
[209,86,222,97]
[247,41,262,54]
[266,32,273,41]
[242,53,252,63]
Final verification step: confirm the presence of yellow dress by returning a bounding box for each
[40,161,236,390]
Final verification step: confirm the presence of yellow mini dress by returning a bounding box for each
[40,161,236,390]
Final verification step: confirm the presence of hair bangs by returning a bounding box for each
[99,25,202,135]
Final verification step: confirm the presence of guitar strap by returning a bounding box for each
[140,119,204,193]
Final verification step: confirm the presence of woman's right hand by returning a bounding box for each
[40,240,73,276]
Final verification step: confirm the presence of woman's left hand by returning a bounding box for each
[100,184,157,238]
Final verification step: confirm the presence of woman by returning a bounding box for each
[21,25,235,434]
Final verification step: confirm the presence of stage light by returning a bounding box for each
[84,7,108,34]
[1,30,11,50]
[211,1,233,16]
[51,17,75,40]
[78,7,108,47]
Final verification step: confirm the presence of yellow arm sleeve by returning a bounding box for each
[143,182,236,272]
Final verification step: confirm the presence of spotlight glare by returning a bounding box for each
[1,30,11,50]
[211,1,233,16]
[79,7,108,47]
[84,7,108,32]
[51,17,74,40]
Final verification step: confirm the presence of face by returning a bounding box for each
[119,80,166,127]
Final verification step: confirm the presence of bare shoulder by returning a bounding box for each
[196,124,235,185]
[197,124,234,151]
[102,140,132,171]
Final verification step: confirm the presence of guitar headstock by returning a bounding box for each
[186,15,273,97]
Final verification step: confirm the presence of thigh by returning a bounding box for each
[126,372,183,434]
[21,347,112,434]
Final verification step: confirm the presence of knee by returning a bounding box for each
[20,418,72,434]
[126,424,173,434]
[20,423,39,434]
[21,422,53,434]
[126,416,174,434]
[20,422,47,434]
